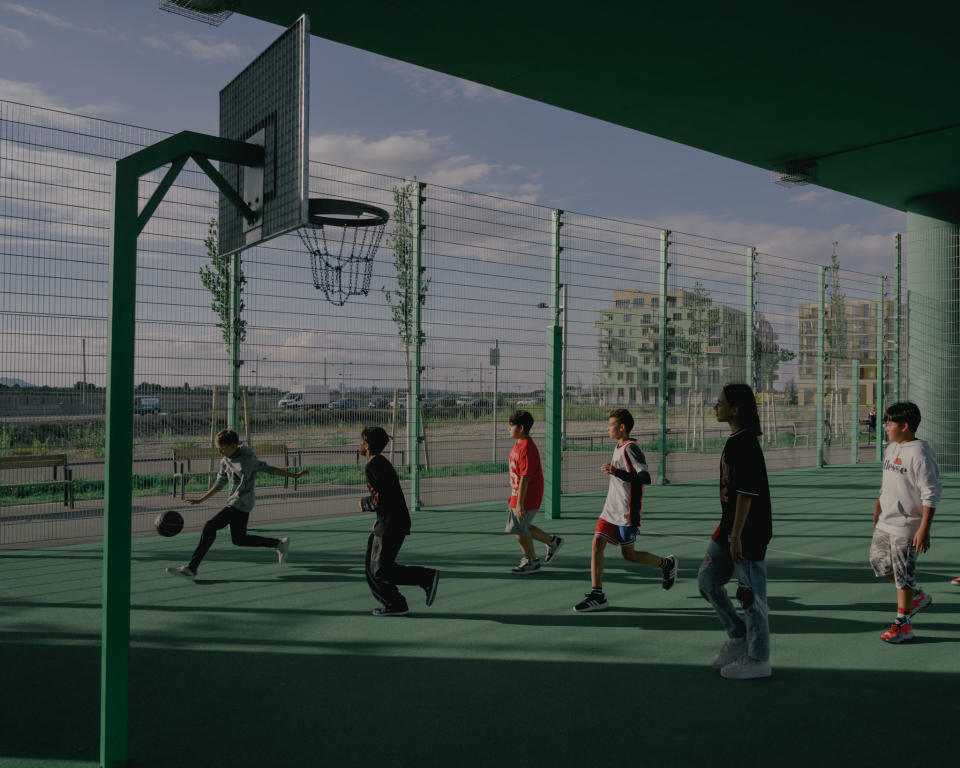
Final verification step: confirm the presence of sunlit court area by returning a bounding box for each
[3,2,960,767]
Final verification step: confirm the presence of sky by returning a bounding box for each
[0,0,906,277]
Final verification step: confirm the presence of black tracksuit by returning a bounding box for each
[363,454,433,611]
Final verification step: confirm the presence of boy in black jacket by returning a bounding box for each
[360,426,439,616]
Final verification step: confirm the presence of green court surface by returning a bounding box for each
[3,465,959,768]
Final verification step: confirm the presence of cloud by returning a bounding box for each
[0,77,123,115]
[140,32,247,63]
[0,23,29,48]
[0,3,72,29]
[376,59,515,103]
[310,130,540,198]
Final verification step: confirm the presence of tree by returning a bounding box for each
[383,180,429,402]
[674,281,719,449]
[199,217,246,350]
[824,242,847,436]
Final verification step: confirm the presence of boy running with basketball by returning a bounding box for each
[870,401,941,643]
[361,426,439,616]
[504,410,563,574]
[165,429,306,581]
[573,408,678,611]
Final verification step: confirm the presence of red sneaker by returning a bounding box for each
[952,577,960,586]
[881,620,914,644]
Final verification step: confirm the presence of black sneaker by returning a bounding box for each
[544,536,564,564]
[425,569,440,607]
[661,554,678,590]
[574,592,609,612]
[372,606,409,617]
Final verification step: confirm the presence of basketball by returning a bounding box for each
[154,510,184,537]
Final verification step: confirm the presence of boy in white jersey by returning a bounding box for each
[869,402,941,643]
[573,409,678,612]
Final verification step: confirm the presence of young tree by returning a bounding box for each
[199,217,246,349]
[674,281,718,450]
[383,180,429,402]
[824,242,847,437]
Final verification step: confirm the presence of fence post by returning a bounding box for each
[894,234,902,401]
[851,357,860,464]
[746,247,756,389]
[409,182,426,510]
[876,275,886,463]
[817,266,826,467]
[658,230,671,484]
[544,209,564,518]
[228,249,242,431]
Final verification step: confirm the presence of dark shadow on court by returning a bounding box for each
[3,640,957,768]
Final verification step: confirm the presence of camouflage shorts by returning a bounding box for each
[869,528,918,590]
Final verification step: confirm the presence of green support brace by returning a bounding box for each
[746,247,756,388]
[894,234,902,401]
[817,266,825,468]
[544,209,563,518]
[101,131,263,768]
[658,230,670,485]
[876,276,886,463]
[851,358,860,465]
[409,182,426,510]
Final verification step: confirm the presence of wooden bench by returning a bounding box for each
[0,454,74,508]
[171,443,297,500]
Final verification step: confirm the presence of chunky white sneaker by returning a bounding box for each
[277,537,290,566]
[710,636,746,669]
[165,565,196,582]
[511,557,541,574]
[720,654,772,680]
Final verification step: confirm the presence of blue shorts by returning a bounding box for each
[595,518,638,546]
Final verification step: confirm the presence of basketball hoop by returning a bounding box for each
[297,199,389,306]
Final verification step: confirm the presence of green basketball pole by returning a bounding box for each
[851,357,860,465]
[102,132,262,768]
[745,247,756,388]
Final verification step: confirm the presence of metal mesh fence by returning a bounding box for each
[0,100,903,546]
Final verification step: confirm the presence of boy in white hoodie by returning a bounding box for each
[869,402,941,643]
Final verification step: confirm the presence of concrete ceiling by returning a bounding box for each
[226,1,960,216]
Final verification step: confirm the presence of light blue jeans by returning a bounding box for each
[697,539,770,662]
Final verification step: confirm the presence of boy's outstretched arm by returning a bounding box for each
[186,485,219,505]
[272,467,308,479]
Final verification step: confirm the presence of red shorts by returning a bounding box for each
[595,518,638,546]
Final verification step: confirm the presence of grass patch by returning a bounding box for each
[1,459,510,507]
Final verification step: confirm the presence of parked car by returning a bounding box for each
[516,398,543,407]
[388,397,408,408]
[133,396,160,414]
[367,397,390,408]
[328,398,359,410]
[462,398,493,413]
[424,395,458,411]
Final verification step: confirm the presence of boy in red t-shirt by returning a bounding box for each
[505,410,563,574]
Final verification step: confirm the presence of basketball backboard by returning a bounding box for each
[218,14,309,256]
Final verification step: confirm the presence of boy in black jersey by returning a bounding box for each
[360,426,439,616]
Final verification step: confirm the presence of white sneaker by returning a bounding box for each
[544,536,564,564]
[277,537,290,566]
[720,653,772,680]
[165,565,196,582]
[710,636,746,669]
[511,557,541,574]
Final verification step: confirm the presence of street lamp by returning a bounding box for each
[253,355,267,412]
[538,283,568,444]
[340,361,353,399]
